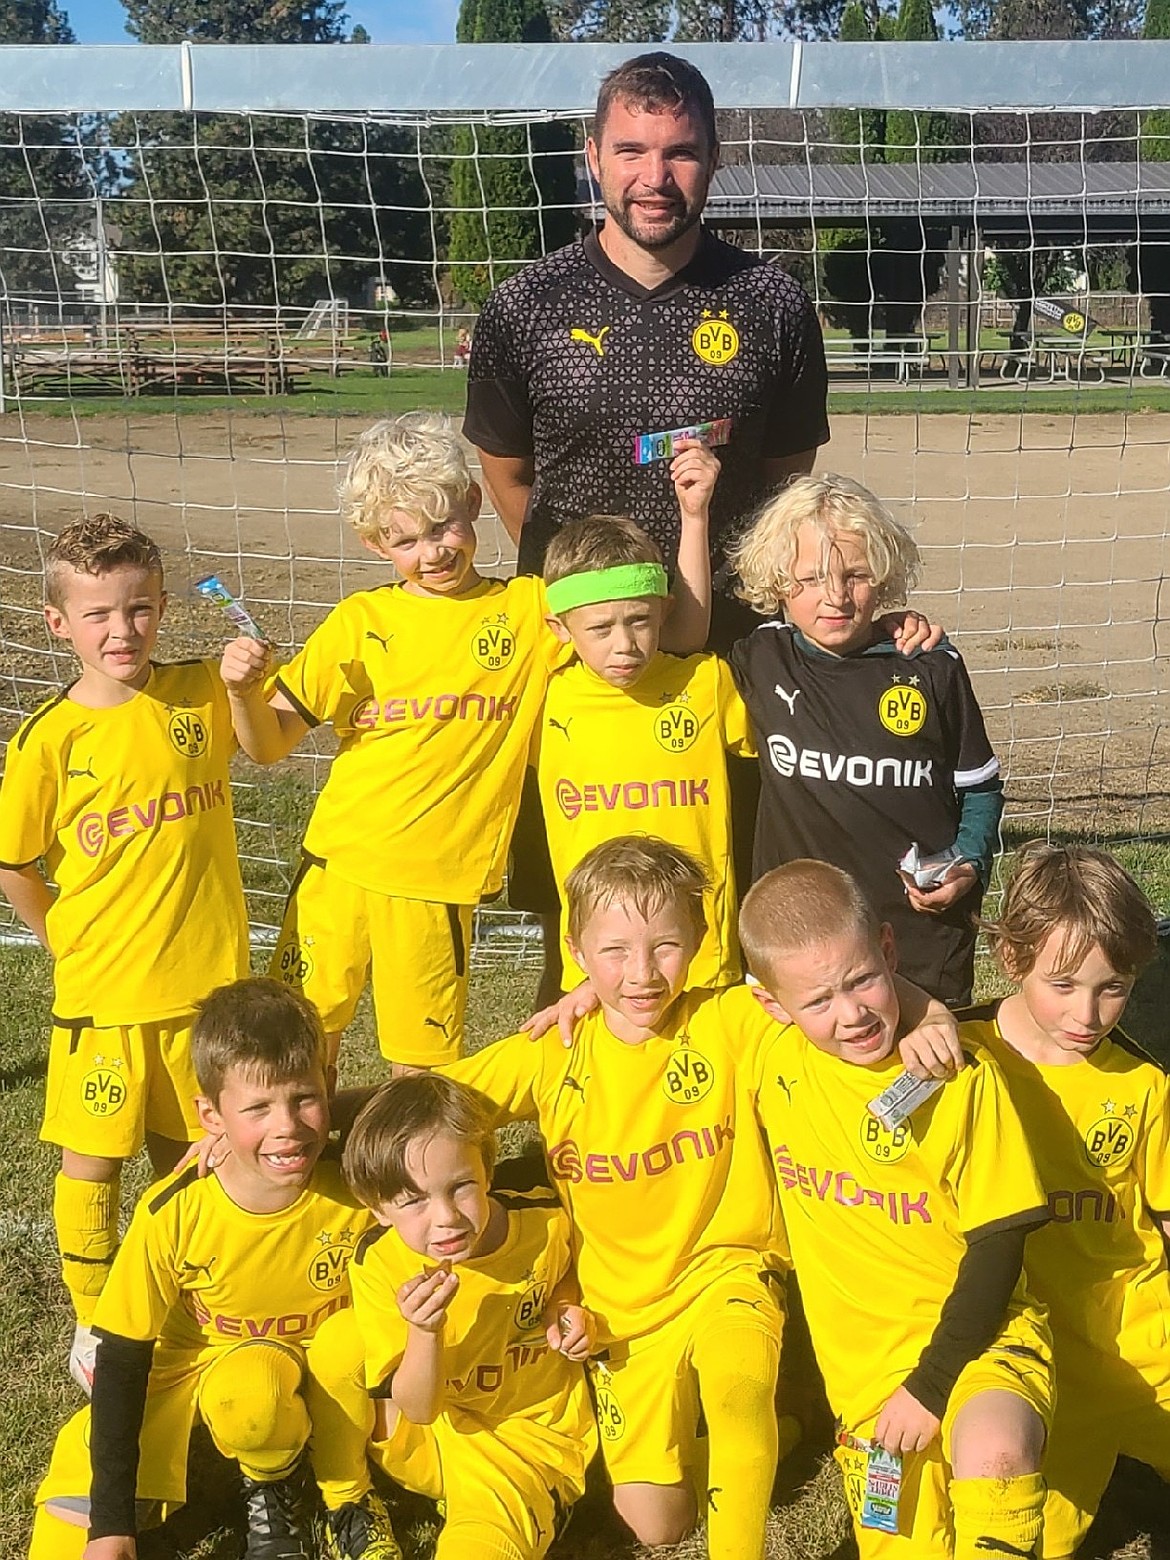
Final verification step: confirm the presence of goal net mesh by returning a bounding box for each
[1,91,1167,947]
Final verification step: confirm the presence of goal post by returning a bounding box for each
[1,39,1169,945]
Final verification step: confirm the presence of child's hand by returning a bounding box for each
[173,1130,229,1177]
[523,980,599,1049]
[877,609,944,656]
[671,439,720,526]
[873,1385,940,1454]
[901,861,978,916]
[545,1302,596,1362]
[84,1539,137,1560]
[398,1265,458,1333]
[220,635,272,697]
[899,1015,963,1080]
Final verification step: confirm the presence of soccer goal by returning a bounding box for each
[1,39,1168,945]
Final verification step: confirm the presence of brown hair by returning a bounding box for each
[730,473,921,618]
[565,835,707,946]
[594,52,717,154]
[191,977,326,1102]
[986,841,1158,981]
[739,860,882,988]
[543,515,664,591]
[343,1073,497,1209]
[46,515,163,609]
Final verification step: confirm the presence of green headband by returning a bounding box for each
[545,563,669,616]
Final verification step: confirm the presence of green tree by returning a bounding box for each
[546,0,670,36]
[0,0,93,302]
[106,0,434,311]
[448,0,577,309]
[1132,0,1170,345]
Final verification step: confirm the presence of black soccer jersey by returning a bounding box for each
[463,228,829,581]
[730,624,1000,1004]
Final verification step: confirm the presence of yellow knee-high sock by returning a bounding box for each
[951,1472,1045,1560]
[29,1505,88,1560]
[304,1309,376,1510]
[199,1344,310,1482]
[53,1172,118,1324]
[692,1325,782,1560]
[435,1522,526,1560]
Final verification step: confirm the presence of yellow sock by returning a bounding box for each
[198,1343,310,1481]
[951,1471,1045,1560]
[692,1324,782,1560]
[304,1309,376,1511]
[53,1172,118,1324]
[29,1506,88,1560]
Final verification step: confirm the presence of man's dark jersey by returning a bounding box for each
[464,228,829,581]
[729,624,1000,1004]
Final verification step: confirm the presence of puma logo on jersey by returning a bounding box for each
[773,684,801,715]
[424,1017,450,1037]
[559,1075,587,1098]
[67,763,96,780]
[707,1488,722,1512]
[548,716,572,740]
[774,1075,796,1101]
[727,1296,765,1311]
[570,325,611,357]
[365,630,393,651]
[180,1259,216,1279]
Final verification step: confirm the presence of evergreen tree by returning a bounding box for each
[448,0,577,309]
[546,0,670,38]
[106,0,432,310]
[0,0,93,301]
[1132,0,1170,343]
[885,0,954,158]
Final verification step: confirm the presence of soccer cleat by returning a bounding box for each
[324,1491,404,1560]
[240,1471,310,1560]
[69,1321,98,1395]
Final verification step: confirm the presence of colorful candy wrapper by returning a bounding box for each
[868,1069,943,1131]
[861,1444,903,1533]
[195,574,264,640]
[633,417,732,465]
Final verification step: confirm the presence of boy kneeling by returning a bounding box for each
[306,1073,597,1560]
[742,861,1053,1558]
[31,978,371,1560]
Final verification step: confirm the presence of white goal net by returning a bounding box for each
[1,41,1169,944]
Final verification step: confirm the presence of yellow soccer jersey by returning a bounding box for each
[350,1187,594,1447]
[755,1022,1048,1427]
[538,652,753,990]
[446,985,787,1347]
[93,1157,371,1355]
[977,1009,1170,1356]
[274,577,561,903]
[0,660,248,1024]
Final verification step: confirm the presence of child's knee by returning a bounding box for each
[612,1482,696,1547]
[951,1390,1046,1479]
[200,1343,308,1461]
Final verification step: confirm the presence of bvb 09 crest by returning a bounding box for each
[692,315,740,365]
[471,619,516,671]
[654,700,699,753]
[168,708,209,757]
[879,683,928,737]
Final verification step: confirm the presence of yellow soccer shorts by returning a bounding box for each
[371,1402,587,1558]
[271,855,473,1066]
[587,1263,785,1489]
[36,1338,308,1523]
[41,1015,200,1158]
[834,1320,1054,1558]
[1041,1328,1170,1559]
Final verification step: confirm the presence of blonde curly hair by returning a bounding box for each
[340,413,474,541]
[729,473,921,617]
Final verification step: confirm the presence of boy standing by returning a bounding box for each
[307,1073,597,1559]
[0,516,248,1384]
[30,978,374,1560]
[539,444,751,989]
[741,859,1052,1558]
[729,474,1002,1005]
[971,843,1168,1558]
[222,415,715,1066]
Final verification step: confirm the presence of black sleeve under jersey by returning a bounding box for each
[87,1330,155,1541]
[901,1220,1042,1420]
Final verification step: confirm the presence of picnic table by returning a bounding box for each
[6,337,305,397]
[824,334,929,384]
